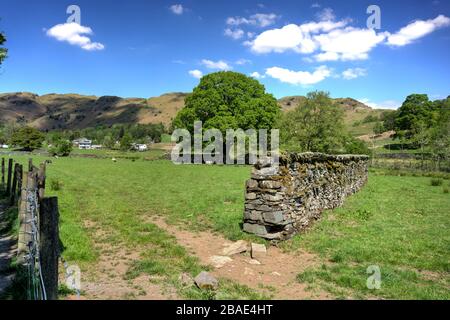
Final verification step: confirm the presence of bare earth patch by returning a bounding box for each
[151,217,330,300]
[72,220,179,300]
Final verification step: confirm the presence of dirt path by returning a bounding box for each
[151,217,330,300]
[0,204,16,297]
[77,221,179,300]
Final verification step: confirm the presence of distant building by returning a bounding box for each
[132,143,148,152]
[1,144,9,149]
[73,138,93,150]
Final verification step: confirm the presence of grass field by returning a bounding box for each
[4,154,450,300]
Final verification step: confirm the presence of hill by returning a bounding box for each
[0,92,187,131]
[0,92,393,136]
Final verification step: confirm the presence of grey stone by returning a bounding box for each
[263,194,283,202]
[251,243,267,261]
[244,210,262,222]
[243,223,268,236]
[255,156,276,169]
[194,271,219,290]
[263,211,284,225]
[221,240,248,256]
[245,193,257,200]
[246,179,259,189]
[256,205,273,212]
[260,180,282,189]
[251,167,279,179]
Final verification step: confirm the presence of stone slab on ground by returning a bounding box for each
[251,243,267,261]
[221,240,248,256]
[209,256,233,269]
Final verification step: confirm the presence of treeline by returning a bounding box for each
[280,91,371,155]
[0,122,166,154]
[45,123,166,146]
[378,94,450,159]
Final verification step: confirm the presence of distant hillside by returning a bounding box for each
[0,92,187,131]
[279,96,393,136]
[0,92,393,136]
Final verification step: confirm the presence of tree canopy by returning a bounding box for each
[0,30,7,66]
[172,71,281,134]
[282,91,341,152]
[394,94,439,140]
[280,91,370,155]
[10,126,45,151]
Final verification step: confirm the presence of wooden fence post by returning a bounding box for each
[10,163,19,206]
[1,157,4,188]
[38,163,46,200]
[17,171,30,262]
[39,197,59,300]
[16,165,23,204]
[28,158,33,172]
[6,158,13,196]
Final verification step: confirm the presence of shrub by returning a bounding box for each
[50,179,62,191]
[443,187,449,194]
[430,179,443,186]
[49,139,73,157]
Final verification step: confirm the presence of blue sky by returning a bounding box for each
[0,0,449,109]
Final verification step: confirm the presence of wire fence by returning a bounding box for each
[1,157,60,300]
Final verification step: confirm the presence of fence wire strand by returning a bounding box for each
[23,186,47,300]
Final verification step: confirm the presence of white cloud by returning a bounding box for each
[46,23,104,51]
[226,13,279,28]
[316,8,335,21]
[313,27,388,61]
[201,59,232,70]
[235,58,252,65]
[224,28,245,40]
[265,65,332,85]
[170,4,184,15]
[248,13,449,61]
[311,3,321,8]
[387,15,450,46]
[342,68,367,80]
[249,20,349,54]
[250,71,265,79]
[189,70,203,79]
[360,98,401,110]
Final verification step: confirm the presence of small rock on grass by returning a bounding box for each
[221,240,248,256]
[209,255,233,269]
[251,243,267,260]
[194,271,219,290]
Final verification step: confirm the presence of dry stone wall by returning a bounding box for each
[243,153,369,240]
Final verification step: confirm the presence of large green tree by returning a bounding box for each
[280,91,347,153]
[11,127,45,151]
[394,94,438,141]
[172,71,281,133]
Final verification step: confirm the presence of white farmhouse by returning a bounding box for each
[73,138,93,150]
[132,143,148,152]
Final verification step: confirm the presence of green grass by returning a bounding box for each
[5,155,262,299]
[4,154,449,299]
[285,173,450,300]
[70,148,166,161]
